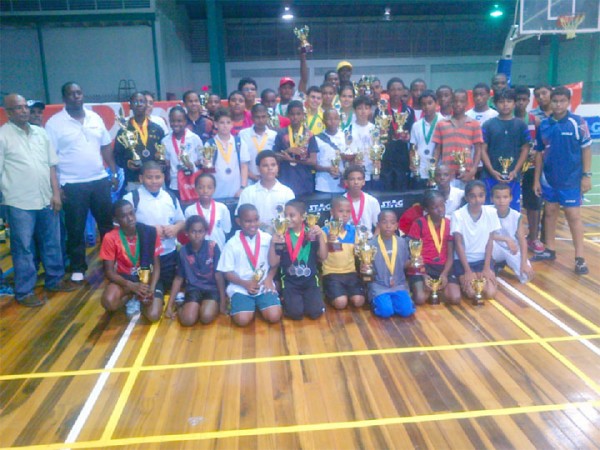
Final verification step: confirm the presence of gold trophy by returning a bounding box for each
[355,148,365,165]
[410,145,420,177]
[272,205,289,254]
[154,143,166,163]
[409,239,424,269]
[393,110,409,140]
[267,107,280,130]
[341,129,355,168]
[138,267,151,285]
[470,277,486,306]
[375,100,392,144]
[325,219,344,252]
[294,25,313,53]
[116,108,141,167]
[330,150,342,179]
[369,128,385,181]
[199,92,208,109]
[498,156,514,180]
[426,277,443,305]
[358,75,374,97]
[253,262,266,282]
[304,212,320,241]
[358,244,377,282]
[179,147,194,176]
[203,144,217,170]
[355,225,369,255]
[452,148,468,177]
[427,158,437,188]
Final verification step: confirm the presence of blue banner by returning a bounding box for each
[585,116,600,140]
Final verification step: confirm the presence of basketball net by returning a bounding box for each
[557,14,585,39]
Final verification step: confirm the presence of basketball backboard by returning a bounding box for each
[520,0,600,35]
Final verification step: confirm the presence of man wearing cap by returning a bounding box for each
[27,100,45,127]
[275,50,310,116]
[0,94,75,307]
[337,61,353,86]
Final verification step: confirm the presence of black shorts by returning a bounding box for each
[184,289,219,304]
[155,251,178,297]
[323,272,365,301]
[409,264,458,285]
[453,259,492,277]
[282,283,325,320]
[522,168,543,211]
[118,272,164,296]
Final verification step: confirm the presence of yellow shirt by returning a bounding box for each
[321,225,357,275]
[306,109,325,135]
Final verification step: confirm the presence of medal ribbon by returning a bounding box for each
[347,192,365,226]
[119,229,140,268]
[285,227,310,264]
[215,137,233,164]
[240,231,260,270]
[427,216,446,257]
[288,125,305,148]
[341,111,353,130]
[171,132,185,156]
[251,132,268,153]
[307,111,321,132]
[196,200,216,234]
[422,114,438,145]
[131,118,149,146]
[377,235,397,277]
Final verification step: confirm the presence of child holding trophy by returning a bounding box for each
[409,90,441,190]
[451,180,501,304]
[344,165,380,235]
[238,104,277,183]
[312,108,345,194]
[217,204,282,327]
[100,199,162,321]
[481,88,530,211]
[367,210,414,318]
[407,190,460,305]
[268,200,328,320]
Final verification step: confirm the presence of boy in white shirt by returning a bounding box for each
[410,90,440,190]
[466,83,498,126]
[344,165,380,235]
[238,104,277,183]
[236,151,295,233]
[311,108,345,194]
[435,164,464,219]
[350,96,376,189]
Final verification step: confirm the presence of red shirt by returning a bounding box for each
[408,216,453,265]
[100,228,162,275]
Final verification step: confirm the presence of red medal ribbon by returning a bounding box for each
[240,231,260,270]
[171,132,186,156]
[196,200,216,234]
[387,100,403,137]
[284,227,305,263]
[347,192,365,226]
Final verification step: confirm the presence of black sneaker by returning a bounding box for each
[530,249,556,262]
[575,257,589,275]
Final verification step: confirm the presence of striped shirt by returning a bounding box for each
[432,116,483,172]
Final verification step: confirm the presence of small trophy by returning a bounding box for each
[409,239,424,269]
[341,129,355,168]
[427,158,437,188]
[199,92,208,108]
[116,108,141,167]
[155,143,166,163]
[304,212,320,241]
[426,277,442,305]
[267,107,280,130]
[358,75,374,97]
[452,148,468,177]
[137,266,152,301]
[410,145,420,177]
[470,277,486,306]
[294,25,313,53]
[253,262,266,282]
[179,146,194,176]
[203,144,217,170]
[330,150,342,179]
[325,219,345,252]
[358,244,377,282]
[272,205,289,254]
[393,110,409,140]
[498,156,514,180]
[375,100,392,145]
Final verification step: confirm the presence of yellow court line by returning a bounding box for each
[526,283,600,334]
[583,232,600,236]
[585,238,600,249]
[4,400,600,450]
[490,300,600,396]
[2,334,600,382]
[100,317,161,441]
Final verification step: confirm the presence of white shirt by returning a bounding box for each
[350,122,375,181]
[209,135,250,199]
[413,109,423,121]
[313,131,345,193]
[238,126,277,179]
[346,191,380,234]
[466,108,498,126]
[217,230,272,297]
[45,108,112,185]
[184,200,232,250]
[495,207,521,245]
[443,186,464,219]
[236,180,295,227]
[410,114,441,179]
[162,129,202,190]
[451,204,501,263]
[123,186,185,255]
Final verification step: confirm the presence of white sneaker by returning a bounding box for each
[71,272,84,282]
[125,297,141,317]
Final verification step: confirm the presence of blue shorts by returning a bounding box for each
[541,183,581,207]
[230,292,281,315]
[372,290,415,318]
[484,176,521,212]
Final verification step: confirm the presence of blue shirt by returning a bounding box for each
[535,112,591,189]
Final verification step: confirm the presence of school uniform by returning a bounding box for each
[410,114,441,185]
[311,130,345,194]
[184,200,232,250]
[176,241,221,302]
[162,128,202,191]
[235,180,295,231]
[204,135,251,200]
[350,122,375,182]
[345,191,380,235]
[238,126,276,180]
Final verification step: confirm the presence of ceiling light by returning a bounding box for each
[490,4,504,18]
[282,6,294,20]
[383,7,391,21]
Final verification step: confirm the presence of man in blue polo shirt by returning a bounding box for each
[532,86,592,275]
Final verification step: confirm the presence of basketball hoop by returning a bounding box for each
[557,14,586,39]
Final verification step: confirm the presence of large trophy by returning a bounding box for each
[116,108,141,167]
[369,128,386,181]
[410,144,420,177]
[409,239,424,269]
[426,277,442,305]
[203,143,217,170]
[354,225,369,255]
[155,143,166,163]
[470,277,486,306]
[452,148,468,177]
[272,205,289,254]
[357,243,377,282]
[393,110,409,140]
[498,156,514,180]
[294,25,313,53]
[330,150,342,179]
[341,129,356,168]
[427,158,437,188]
[374,100,392,145]
[179,144,194,176]
[325,219,345,252]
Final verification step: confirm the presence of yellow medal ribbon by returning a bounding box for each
[288,125,305,148]
[427,215,446,257]
[131,117,148,146]
[215,138,233,164]
[377,235,397,276]
[251,132,268,153]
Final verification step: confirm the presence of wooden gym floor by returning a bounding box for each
[1,207,599,449]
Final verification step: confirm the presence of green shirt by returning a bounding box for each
[0,121,58,210]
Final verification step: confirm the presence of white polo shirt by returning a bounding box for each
[208,135,251,199]
[410,114,441,179]
[235,180,295,226]
[444,186,464,219]
[346,191,380,234]
[162,128,202,190]
[184,200,232,250]
[238,126,277,179]
[311,131,345,193]
[217,230,272,297]
[45,108,111,185]
[123,186,185,255]
[350,122,375,181]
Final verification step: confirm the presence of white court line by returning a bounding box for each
[498,278,600,357]
[63,312,140,446]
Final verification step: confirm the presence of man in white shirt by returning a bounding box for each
[46,82,118,283]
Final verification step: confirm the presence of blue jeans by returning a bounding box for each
[7,206,65,299]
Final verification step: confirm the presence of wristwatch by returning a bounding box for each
[582,172,593,178]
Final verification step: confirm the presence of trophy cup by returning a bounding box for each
[272,205,289,254]
[409,239,424,269]
[369,129,386,181]
[304,212,320,241]
[470,277,486,306]
[410,145,420,176]
[199,92,208,108]
[137,266,152,301]
[358,243,377,283]
[330,150,342,179]
[498,156,514,180]
[294,25,313,53]
[358,75,374,97]
[154,143,166,163]
[116,109,141,167]
[253,262,266,282]
[426,277,443,305]
[267,107,280,130]
[354,225,369,256]
[375,100,392,145]
[179,146,194,176]
[203,144,217,170]
[393,110,409,140]
[355,148,365,165]
[452,148,468,177]
[427,158,437,188]
[325,219,344,252]
[341,129,356,168]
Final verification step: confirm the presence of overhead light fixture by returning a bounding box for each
[282,6,294,21]
[383,7,391,21]
[489,4,504,18]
